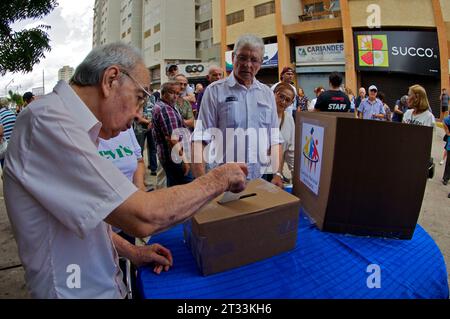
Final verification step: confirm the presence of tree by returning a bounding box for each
[7,90,24,108]
[0,0,58,76]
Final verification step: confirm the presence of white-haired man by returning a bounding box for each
[3,42,247,298]
[191,34,284,187]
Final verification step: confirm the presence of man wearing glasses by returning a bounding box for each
[192,34,284,188]
[2,43,247,298]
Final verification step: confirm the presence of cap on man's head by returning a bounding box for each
[368,85,378,92]
[280,67,294,78]
[23,92,35,102]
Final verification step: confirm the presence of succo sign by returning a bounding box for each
[354,30,440,76]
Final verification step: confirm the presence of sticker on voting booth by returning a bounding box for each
[300,124,324,195]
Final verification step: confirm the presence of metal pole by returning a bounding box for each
[43,69,45,95]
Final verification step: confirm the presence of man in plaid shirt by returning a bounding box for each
[152,81,193,187]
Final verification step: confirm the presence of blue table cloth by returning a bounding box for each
[138,212,449,299]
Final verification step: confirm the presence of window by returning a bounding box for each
[144,29,151,38]
[154,23,160,33]
[199,20,211,32]
[227,10,244,26]
[254,1,275,18]
[121,32,126,39]
[127,27,131,34]
[154,43,160,52]
[304,2,325,15]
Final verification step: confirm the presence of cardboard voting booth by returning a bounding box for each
[293,112,433,239]
[184,178,301,275]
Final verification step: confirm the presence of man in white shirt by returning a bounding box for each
[3,42,247,299]
[191,34,284,187]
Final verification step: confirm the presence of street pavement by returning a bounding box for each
[0,126,449,299]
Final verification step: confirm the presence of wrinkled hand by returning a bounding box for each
[132,243,173,274]
[213,163,248,193]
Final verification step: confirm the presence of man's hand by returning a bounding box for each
[211,163,248,193]
[131,243,173,274]
[271,175,284,188]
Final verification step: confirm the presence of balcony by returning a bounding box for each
[299,0,340,22]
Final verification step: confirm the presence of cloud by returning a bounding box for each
[0,0,94,96]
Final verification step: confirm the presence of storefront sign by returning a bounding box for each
[300,124,324,196]
[225,43,278,71]
[354,30,440,77]
[177,63,211,77]
[295,43,345,65]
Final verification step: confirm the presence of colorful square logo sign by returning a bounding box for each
[357,35,389,67]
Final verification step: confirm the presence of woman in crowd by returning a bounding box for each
[296,86,309,114]
[344,87,356,116]
[377,91,392,121]
[402,85,435,127]
[274,82,296,181]
[392,95,409,123]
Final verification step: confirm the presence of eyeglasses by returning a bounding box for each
[276,92,294,104]
[236,55,262,65]
[120,69,152,108]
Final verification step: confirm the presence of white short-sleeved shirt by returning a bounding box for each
[3,81,138,299]
[278,112,295,173]
[402,109,436,127]
[192,73,282,179]
[98,128,142,182]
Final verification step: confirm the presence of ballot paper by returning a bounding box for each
[218,191,243,204]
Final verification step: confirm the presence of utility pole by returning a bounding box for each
[4,78,14,96]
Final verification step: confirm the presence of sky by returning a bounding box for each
[0,0,95,97]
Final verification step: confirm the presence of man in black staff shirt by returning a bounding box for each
[314,72,351,112]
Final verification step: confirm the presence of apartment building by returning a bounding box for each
[213,0,450,116]
[120,0,143,49]
[92,0,121,47]
[58,66,75,82]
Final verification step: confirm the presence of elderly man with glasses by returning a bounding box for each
[192,34,284,188]
[2,42,247,299]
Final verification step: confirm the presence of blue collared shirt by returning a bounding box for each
[358,98,385,120]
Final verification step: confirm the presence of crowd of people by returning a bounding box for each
[1,33,449,299]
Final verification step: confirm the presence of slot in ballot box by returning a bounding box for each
[293,112,433,239]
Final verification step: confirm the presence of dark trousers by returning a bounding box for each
[146,129,157,172]
[444,150,450,182]
[134,128,147,158]
[162,161,194,187]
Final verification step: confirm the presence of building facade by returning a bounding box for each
[92,0,121,47]
[58,66,75,83]
[93,0,220,89]
[120,0,143,49]
[213,0,450,117]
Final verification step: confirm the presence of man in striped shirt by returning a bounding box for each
[152,81,193,187]
[0,98,16,167]
[0,99,17,141]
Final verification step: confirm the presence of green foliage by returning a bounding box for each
[7,90,24,107]
[0,0,58,75]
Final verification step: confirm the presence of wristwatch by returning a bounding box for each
[275,172,283,179]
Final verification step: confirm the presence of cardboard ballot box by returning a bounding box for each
[293,112,433,239]
[183,178,301,276]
